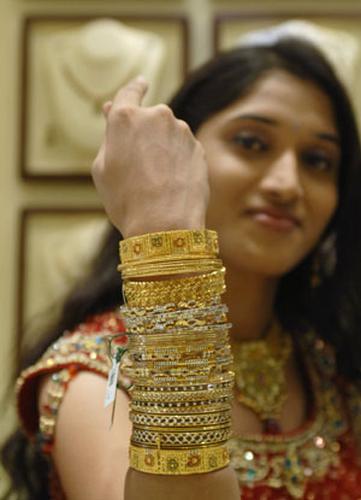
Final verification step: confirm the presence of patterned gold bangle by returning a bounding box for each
[120,259,223,279]
[130,410,231,427]
[126,331,229,347]
[131,426,231,447]
[129,443,229,475]
[130,397,232,414]
[120,296,222,316]
[134,380,234,393]
[130,386,233,403]
[120,230,219,264]
[122,302,228,327]
[124,312,228,333]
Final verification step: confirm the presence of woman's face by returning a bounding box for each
[196,69,340,276]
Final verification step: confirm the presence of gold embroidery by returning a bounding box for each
[227,333,348,498]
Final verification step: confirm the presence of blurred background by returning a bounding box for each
[1,0,361,489]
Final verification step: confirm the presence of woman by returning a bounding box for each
[3,38,361,499]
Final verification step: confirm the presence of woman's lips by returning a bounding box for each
[246,208,300,232]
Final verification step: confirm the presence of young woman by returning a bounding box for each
[3,38,361,500]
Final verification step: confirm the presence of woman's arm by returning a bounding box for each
[39,372,239,500]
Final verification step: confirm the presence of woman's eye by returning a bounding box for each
[302,150,336,172]
[232,133,268,152]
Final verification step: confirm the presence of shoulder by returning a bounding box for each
[16,310,129,444]
[16,311,132,499]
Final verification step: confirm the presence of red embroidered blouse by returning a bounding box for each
[16,312,361,499]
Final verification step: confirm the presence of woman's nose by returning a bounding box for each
[259,150,303,203]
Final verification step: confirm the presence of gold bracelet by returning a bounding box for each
[130,410,231,427]
[121,296,222,316]
[131,426,231,447]
[120,258,223,280]
[120,230,219,264]
[131,399,232,415]
[129,443,229,475]
[130,386,233,403]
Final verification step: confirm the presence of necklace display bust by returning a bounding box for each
[43,19,166,155]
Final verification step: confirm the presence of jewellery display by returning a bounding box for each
[41,20,167,157]
[118,229,234,475]
[232,320,292,433]
[61,60,122,115]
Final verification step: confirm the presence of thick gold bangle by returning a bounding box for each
[120,230,219,264]
[129,443,229,475]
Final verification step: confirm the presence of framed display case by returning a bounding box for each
[17,207,108,339]
[19,14,189,180]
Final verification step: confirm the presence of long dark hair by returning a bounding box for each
[2,39,361,498]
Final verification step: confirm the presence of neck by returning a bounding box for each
[223,268,279,342]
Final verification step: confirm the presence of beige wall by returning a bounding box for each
[1,0,361,489]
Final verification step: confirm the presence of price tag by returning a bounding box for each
[104,346,127,429]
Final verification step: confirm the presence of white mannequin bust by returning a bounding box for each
[43,19,166,154]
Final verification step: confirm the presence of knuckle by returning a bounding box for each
[154,104,173,119]
[177,119,191,133]
[110,104,137,121]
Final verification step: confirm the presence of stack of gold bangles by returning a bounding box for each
[119,229,234,475]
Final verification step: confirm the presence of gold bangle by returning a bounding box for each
[131,426,231,447]
[130,410,232,427]
[120,259,223,279]
[129,443,229,475]
[130,386,233,403]
[131,400,232,415]
[120,230,219,264]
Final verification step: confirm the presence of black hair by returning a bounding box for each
[2,38,361,498]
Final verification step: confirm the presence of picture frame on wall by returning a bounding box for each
[19,14,189,181]
[213,11,361,129]
[17,207,108,340]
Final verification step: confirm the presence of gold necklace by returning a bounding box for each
[62,62,121,114]
[232,320,292,433]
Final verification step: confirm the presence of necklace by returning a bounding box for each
[61,62,123,114]
[232,320,292,433]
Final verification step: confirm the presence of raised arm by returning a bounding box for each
[91,77,239,500]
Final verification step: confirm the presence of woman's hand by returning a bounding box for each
[92,77,210,238]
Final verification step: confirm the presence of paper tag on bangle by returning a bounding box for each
[104,357,120,408]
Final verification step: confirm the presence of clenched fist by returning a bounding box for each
[92,77,210,238]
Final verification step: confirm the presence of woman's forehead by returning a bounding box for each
[211,69,338,136]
